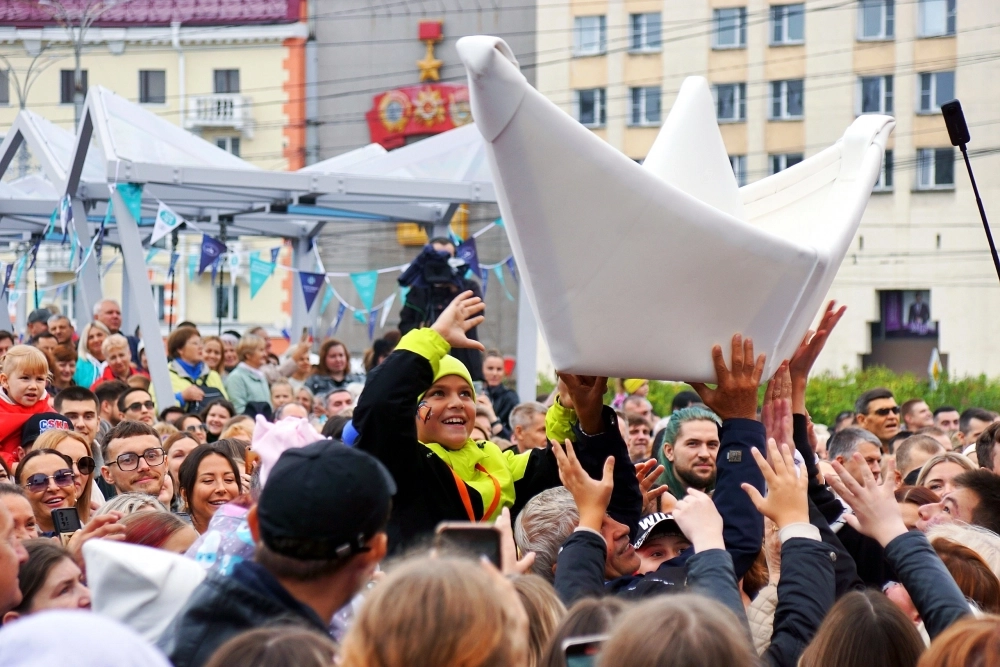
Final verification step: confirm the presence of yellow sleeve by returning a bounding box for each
[546,396,577,444]
[395,328,451,376]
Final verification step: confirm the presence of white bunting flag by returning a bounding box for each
[151,201,185,246]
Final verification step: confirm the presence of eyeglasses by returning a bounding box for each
[24,468,75,493]
[74,456,96,476]
[185,424,207,432]
[125,400,155,412]
[873,406,901,416]
[110,448,165,471]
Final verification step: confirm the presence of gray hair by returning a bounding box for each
[47,314,70,326]
[827,427,882,461]
[513,487,579,582]
[622,395,652,411]
[510,402,547,431]
[93,299,120,316]
[94,493,168,516]
[101,333,131,358]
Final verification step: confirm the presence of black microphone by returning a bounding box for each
[941,99,1000,282]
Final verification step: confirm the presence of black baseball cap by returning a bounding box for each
[22,413,74,448]
[27,308,52,325]
[634,512,682,549]
[257,439,395,560]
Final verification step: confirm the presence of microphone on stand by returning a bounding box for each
[941,99,1000,282]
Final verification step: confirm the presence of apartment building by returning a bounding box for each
[536,0,1000,378]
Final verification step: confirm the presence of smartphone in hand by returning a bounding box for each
[563,635,608,667]
[434,522,502,567]
[51,508,82,547]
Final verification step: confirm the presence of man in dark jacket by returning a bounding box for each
[157,441,393,667]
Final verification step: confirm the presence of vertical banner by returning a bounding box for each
[198,236,227,275]
[331,302,347,335]
[350,270,379,312]
[151,201,185,246]
[249,257,275,299]
[117,182,144,222]
[299,271,325,312]
[455,237,481,279]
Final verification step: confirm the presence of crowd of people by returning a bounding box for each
[0,273,999,665]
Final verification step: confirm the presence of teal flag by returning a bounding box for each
[399,285,411,305]
[145,247,160,264]
[350,270,378,312]
[320,284,335,314]
[493,265,514,301]
[249,257,275,299]
[187,254,197,281]
[117,183,144,222]
[353,309,368,324]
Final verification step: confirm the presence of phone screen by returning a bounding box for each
[472,381,485,395]
[563,635,606,667]
[434,526,502,567]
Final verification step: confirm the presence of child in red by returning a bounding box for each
[0,345,55,467]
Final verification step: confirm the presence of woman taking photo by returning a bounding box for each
[224,334,271,414]
[200,400,236,444]
[14,449,78,537]
[166,327,227,414]
[50,345,78,394]
[1,540,90,624]
[33,430,101,523]
[305,339,363,397]
[72,322,110,388]
[177,445,242,534]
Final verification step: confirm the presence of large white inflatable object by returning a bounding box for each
[457,35,895,382]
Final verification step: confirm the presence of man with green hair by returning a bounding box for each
[655,406,723,499]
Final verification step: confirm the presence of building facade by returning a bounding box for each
[536,0,1000,378]
[0,0,307,337]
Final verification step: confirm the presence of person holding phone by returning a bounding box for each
[354,291,641,553]
[14,449,78,537]
[33,430,100,524]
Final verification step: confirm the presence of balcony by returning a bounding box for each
[184,94,253,137]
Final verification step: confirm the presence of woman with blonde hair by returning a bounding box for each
[201,336,226,378]
[339,555,529,667]
[32,430,100,522]
[915,452,976,497]
[223,334,271,414]
[73,321,110,388]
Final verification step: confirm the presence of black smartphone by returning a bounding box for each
[563,634,607,667]
[174,512,193,525]
[51,508,82,547]
[434,522,502,567]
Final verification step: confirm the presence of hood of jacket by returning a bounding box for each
[84,539,206,643]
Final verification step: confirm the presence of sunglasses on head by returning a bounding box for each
[24,468,75,493]
[126,400,156,412]
[873,406,901,416]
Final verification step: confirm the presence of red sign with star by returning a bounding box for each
[365,83,472,149]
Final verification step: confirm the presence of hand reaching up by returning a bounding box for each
[431,291,486,351]
[761,362,794,448]
[673,488,725,553]
[552,438,613,533]
[690,334,766,421]
[635,459,672,516]
[741,439,809,529]
[828,455,907,547]
[557,374,608,436]
[788,301,846,413]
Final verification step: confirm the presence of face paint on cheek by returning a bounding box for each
[417,401,433,423]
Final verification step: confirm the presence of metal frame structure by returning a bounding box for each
[0,86,540,405]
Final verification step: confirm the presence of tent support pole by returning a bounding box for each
[290,237,311,341]
[515,279,537,403]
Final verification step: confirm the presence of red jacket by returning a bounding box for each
[0,390,55,466]
[90,364,149,391]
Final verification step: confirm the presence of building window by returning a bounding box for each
[770,4,805,45]
[629,87,661,126]
[918,71,954,113]
[575,88,606,128]
[858,0,894,40]
[858,75,893,114]
[215,284,239,320]
[213,69,240,94]
[60,70,88,105]
[918,0,956,37]
[139,70,166,104]
[713,8,747,49]
[769,153,803,174]
[730,155,747,187]
[215,136,241,157]
[153,285,167,322]
[916,148,954,189]
[769,79,804,120]
[874,149,894,191]
[629,13,662,52]
[0,69,9,105]
[714,83,747,122]
[573,16,607,56]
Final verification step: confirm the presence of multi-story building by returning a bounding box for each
[0,0,307,337]
[536,0,1000,378]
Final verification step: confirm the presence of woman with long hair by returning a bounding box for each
[50,344,78,394]
[304,338,363,397]
[33,429,100,523]
[72,321,110,388]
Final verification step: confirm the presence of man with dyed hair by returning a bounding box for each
[654,406,723,499]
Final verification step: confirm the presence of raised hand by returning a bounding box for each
[66,511,127,570]
[741,439,809,529]
[552,438,613,533]
[495,507,536,576]
[761,362,793,447]
[828,455,907,547]
[557,374,608,435]
[635,459,672,516]
[672,488,725,552]
[431,291,486,351]
[690,334,766,421]
[789,301,846,413]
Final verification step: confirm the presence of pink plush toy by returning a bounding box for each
[250,414,323,487]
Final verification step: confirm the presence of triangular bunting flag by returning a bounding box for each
[117,182,144,222]
[480,267,489,299]
[270,246,281,264]
[456,237,481,279]
[299,271,325,312]
[168,252,180,278]
[331,303,347,334]
[249,257,275,299]
[353,310,368,325]
[187,254,197,281]
[199,236,227,275]
[0,263,12,301]
[145,246,161,264]
[380,292,396,328]
[505,256,518,285]
[210,256,222,284]
[493,265,514,301]
[368,307,380,340]
[58,195,73,240]
[350,270,378,312]
[151,201,185,246]
[320,284,335,315]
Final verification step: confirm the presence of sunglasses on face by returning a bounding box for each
[111,448,165,471]
[74,456,96,477]
[873,406,901,416]
[185,424,207,432]
[24,468,75,493]
[126,400,156,412]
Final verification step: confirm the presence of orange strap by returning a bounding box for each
[451,463,502,522]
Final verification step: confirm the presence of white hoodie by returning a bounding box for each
[83,540,206,643]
